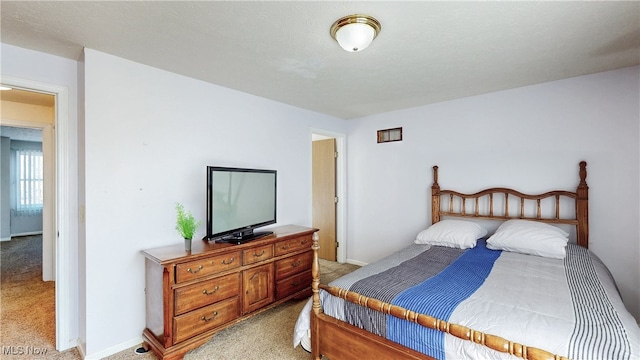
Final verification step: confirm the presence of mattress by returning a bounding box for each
[293,241,640,360]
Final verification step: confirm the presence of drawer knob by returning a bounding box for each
[202,285,219,295]
[253,250,266,257]
[200,311,218,322]
[222,257,235,265]
[187,265,204,274]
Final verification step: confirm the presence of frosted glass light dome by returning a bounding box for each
[335,23,376,52]
[330,15,381,53]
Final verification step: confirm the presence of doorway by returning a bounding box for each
[311,130,346,263]
[1,91,56,352]
[0,91,54,280]
[1,76,72,351]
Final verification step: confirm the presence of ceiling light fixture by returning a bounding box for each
[330,14,381,52]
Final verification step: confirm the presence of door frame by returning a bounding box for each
[311,129,346,263]
[1,75,72,351]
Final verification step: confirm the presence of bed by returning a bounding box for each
[294,162,639,360]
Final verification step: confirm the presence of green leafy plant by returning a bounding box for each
[175,203,201,240]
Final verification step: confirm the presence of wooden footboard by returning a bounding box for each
[311,311,432,360]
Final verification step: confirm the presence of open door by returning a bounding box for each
[312,138,337,261]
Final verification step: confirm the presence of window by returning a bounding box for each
[16,148,43,214]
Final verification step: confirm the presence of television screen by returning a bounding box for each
[205,167,276,243]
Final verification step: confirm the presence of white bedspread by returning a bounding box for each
[293,243,640,359]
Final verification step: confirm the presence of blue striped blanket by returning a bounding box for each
[299,241,639,360]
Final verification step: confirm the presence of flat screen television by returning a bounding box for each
[203,166,277,244]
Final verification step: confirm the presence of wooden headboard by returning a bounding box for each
[431,161,589,248]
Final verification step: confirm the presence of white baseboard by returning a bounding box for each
[345,259,368,267]
[10,231,44,237]
[61,338,78,353]
[76,340,86,359]
[82,336,143,360]
[1,232,43,241]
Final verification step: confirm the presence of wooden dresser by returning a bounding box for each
[141,225,317,360]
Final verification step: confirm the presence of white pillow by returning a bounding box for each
[415,220,488,249]
[486,219,569,259]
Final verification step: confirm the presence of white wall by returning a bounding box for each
[81,49,346,357]
[346,66,640,321]
[0,43,80,349]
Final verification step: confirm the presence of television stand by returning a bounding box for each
[219,231,273,245]
[141,225,318,360]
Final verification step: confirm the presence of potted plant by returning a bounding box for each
[175,202,201,251]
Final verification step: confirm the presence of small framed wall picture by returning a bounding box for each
[377,127,402,143]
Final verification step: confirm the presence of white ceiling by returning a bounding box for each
[1,1,638,119]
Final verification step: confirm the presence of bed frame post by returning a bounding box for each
[311,232,321,315]
[576,161,589,248]
[310,231,322,359]
[431,165,440,224]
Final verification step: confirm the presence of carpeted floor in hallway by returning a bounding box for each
[1,235,81,359]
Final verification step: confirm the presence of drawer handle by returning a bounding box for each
[200,311,218,322]
[253,250,266,257]
[222,257,236,265]
[291,280,301,286]
[300,239,310,245]
[187,265,204,274]
[280,244,290,250]
[291,260,302,267]
[202,286,219,295]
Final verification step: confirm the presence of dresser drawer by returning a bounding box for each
[174,273,240,315]
[274,234,313,256]
[242,244,274,265]
[173,297,239,344]
[175,251,241,283]
[275,250,313,280]
[276,270,312,300]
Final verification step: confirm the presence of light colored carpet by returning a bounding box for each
[0,236,359,359]
[1,235,81,359]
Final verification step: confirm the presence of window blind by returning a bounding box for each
[15,148,43,216]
